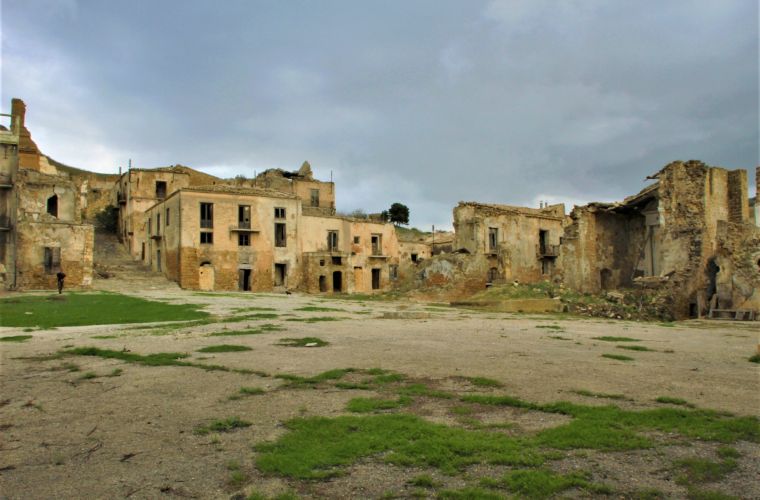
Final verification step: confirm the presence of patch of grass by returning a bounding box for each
[275,368,354,387]
[372,372,406,384]
[571,389,627,400]
[675,457,738,485]
[465,376,503,388]
[284,316,342,323]
[617,345,656,352]
[686,489,738,500]
[502,469,610,498]
[62,347,237,373]
[255,413,543,479]
[194,416,251,435]
[107,368,123,377]
[656,396,695,407]
[60,362,81,372]
[277,337,329,347]
[295,306,346,312]
[408,474,437,488]
[79,371,98,380]
[592,336,641,342]
[460,395,760,450]
[346,396,412,412]
[716,446,740,459]
[239,386,266,396]
[0,292,208,328]
[91,335,119,339]
[536,325,563,330]
[0,335,33,342]
[602,353,634,361]
[438,487,504,499]
[451,405,474,416]
[196,344,252,353]
[749,354,760,364]
[335,382,372,390]
[209,324,284,337]
[240,312,279,320]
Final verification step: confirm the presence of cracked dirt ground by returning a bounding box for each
[0,284,758,499]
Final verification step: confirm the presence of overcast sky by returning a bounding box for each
[2,0,757,228]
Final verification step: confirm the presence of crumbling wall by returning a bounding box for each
[714,221,760,311]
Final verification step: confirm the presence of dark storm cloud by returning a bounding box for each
[2,0,757,228]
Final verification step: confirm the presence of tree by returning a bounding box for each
[388,202,410,226]
[95,205,119,233]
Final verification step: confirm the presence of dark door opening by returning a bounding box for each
[239,269,251,291]
[47,195,58,217]
[319,275,327,292]
[332,271,342,292]
[600,268,612,290]
[156,250,161,272]
[274,263,286,287]
[371,268,381,290]
[539,230,548,254]
[706,259,719,307]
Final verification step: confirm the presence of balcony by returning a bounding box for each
[0,176,12,189]
[538,244,560,258]
[230,225,259,233]
[150,234,162,240]
[0,214,11,231]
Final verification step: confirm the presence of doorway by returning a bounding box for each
[371,268,381,290]
[332,271,342,292]
[353,267,363,291]
[319,275,327,292]
[156,250,161,272]
[239,269,251,291]
[274,263,286,287]
[198,262,214,291]
[600,268,612,290]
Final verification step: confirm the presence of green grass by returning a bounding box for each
[295,306,346,312]
[397,383,453,399]
[284,316,342,323]
[372,372,406,384]
[686,489,738,500]
[255,413,543,479]
[0,292,208,328]
[346,396,412,412]
[240,312,279,320]
[656,396,695,407]
[0,335,33,342]
[194,416,251,435]
[549,335,571,340]
[408,474,437,488]
[617,345,656,352]
[91,335,119,339]
[459,395,759,450]
[209,324,284,336]
[571,389,627,400]
[675,457,738,485]
[79,371,98,380]
[277,337,329,347]
[107,368,123,377]
[196,344,252,353]
[438,487,504,499]
[274,368,354,387]
[592,336,641,342]
[535,325,563,330]
[749,354,760,364]
[62,347,248,374]
[465,376,503,388]
[716,446,740,459]
[502,469,610,498]
[238,387,265,395]
[602,353,634,361]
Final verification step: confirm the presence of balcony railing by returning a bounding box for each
[538,244,560,258]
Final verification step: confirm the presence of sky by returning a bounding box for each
[2,0,757,229]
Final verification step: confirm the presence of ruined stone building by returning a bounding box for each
[0,99,103,290]
[453,202,565,284]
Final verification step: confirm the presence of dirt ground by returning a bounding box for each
[1,283,758,499]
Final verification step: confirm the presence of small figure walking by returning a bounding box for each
[56,270,66,294]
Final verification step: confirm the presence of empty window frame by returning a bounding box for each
[389,265,398,281]
[200,202,214,229]
[200,231,214,244]
[166,207,170,226]
[353,236,360,244]
[274,223,287,247]
[155,181,167,199]
[371,234,382,255]
[238,233,250,246]
[274,207,286,219]
[156,213,161,235]
[43,247,61,273]
[488,227,498,252]
[411,253,418,263]
[46,195,58,217]
[327,230,339,251]
[310,189,320,207]
[238,205,251,229]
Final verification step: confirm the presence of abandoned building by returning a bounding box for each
[1,98,757,320]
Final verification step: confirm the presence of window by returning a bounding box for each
[353,236,360,244]
[44,247,61,273]
[156,213,161,235]
[200,202,214,229]
[148,218,152,235]
[275,223,286,247]
[411,253,418,263]
[166,208,170,226]
[238,205,251,229]
[274,207,286,219]
[238,233,250,246]
[327,230,339,251]
[156,181,167,199]
[488,227,498,252]
[310,189,320,207]
[389,265,398,280]
[200,232,214,244]
[371,234,382,255]
[332,256,342,265]
[46,195,58,217]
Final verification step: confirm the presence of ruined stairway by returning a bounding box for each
[92,232,180,294]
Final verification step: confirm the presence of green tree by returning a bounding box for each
[388,203,409,225]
